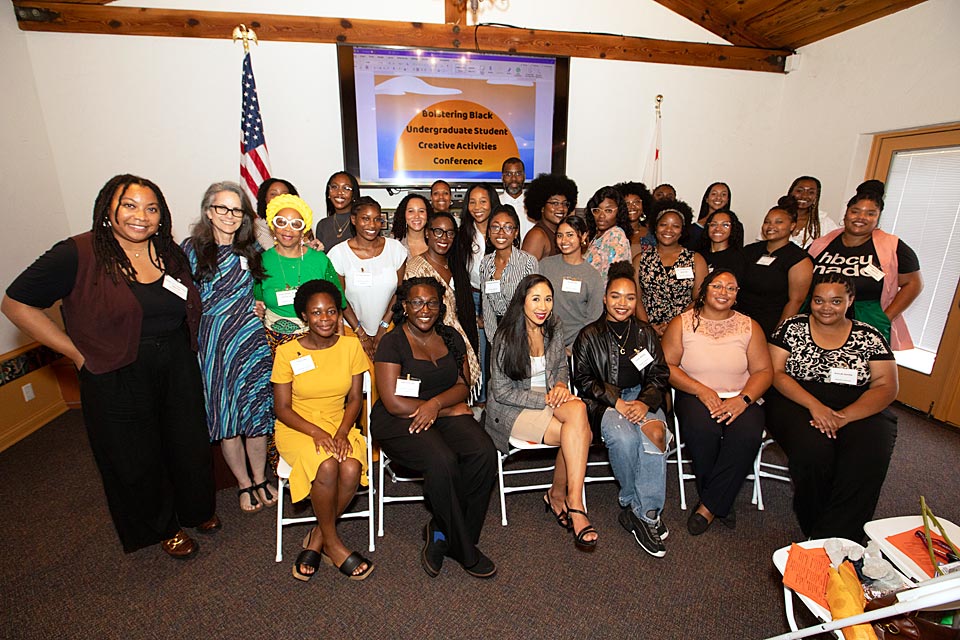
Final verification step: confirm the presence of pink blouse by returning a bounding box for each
[678,309,752,395]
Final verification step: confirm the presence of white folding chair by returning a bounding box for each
[274,371,376,561]
[665,388,697,510]
[376,448,426,537]
[747,432,791,511]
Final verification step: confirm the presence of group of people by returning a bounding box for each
[1,160,921,584]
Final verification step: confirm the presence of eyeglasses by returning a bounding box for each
[545,199,570,209]
[503,171,523,178]
[489,224,517,235]
[591,207,618,216]
[623,199,643,210]
[708,222,732,229]
[406,299,441,311]
[708,283,740,293]
[209,204,244,219]
[429,227,456,239]
[328,184,354,192]
[273,216,306,231]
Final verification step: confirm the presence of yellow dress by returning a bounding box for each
[271,335,370,502]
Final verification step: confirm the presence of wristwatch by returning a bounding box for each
[741,394,753,406]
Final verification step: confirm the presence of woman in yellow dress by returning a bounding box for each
[271,278,374,582]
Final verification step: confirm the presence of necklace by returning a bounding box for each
[277,247,304,289]
[425,253,450,274]
[334,213,351,239]
[609,318,634,355]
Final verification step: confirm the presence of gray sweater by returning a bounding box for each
[538,255,604,347]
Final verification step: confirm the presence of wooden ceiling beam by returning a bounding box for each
[11,1,791,73]
[649,0,783,49]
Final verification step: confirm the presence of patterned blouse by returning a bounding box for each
[479,248,539,340]
[638,248,697,325]
[403,255,482,396]
[584,227,631,279]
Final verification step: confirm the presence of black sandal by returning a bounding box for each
[292,549,322,582]
[336,551,375,581]
[237,486,261,513]
[543,493,571,530]
[566,504,598,551]
[253,481,278,507]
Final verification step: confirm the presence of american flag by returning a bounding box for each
[240,51,271,204]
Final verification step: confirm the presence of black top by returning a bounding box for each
[7,238,187,338]
[738,241,811,338]
[373,327,466,403]
[609,319,642,388]
[811,235,919,301]
[701,246,747,282]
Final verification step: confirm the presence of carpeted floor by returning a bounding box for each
[1,405,957,640]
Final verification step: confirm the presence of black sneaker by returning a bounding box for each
[656,517,669,540]
[619,508,666,558]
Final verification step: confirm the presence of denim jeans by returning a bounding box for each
[472,290,488,403]
[600,384,671,524]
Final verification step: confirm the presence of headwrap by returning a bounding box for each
[266,193,313,231]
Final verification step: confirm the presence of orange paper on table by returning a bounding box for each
[782,544,832,609]
[887,526,951,578]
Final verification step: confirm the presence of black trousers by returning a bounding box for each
[373,409,497,566]
[765,390,897,542]
[675,390,764,518]
[79,328,216,552]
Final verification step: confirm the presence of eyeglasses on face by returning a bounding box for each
[429,227,456,239]
[209,204,244,219]
[405,299,441,311]
[545,199,570,209]
[707,283,740,293]
[489,224,517,235]
[591,207,618,216]
[708,222,732,229]
[328,184,354,192]
[273,216,306,231]
[623,199,643,210]
[503,171,523,178]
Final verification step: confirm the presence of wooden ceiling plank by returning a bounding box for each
[648,0,783,49]
[11,1,791,73]
[772,0,928,48]
[444,0,463,25]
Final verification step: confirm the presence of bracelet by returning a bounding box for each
[379,319,390,329]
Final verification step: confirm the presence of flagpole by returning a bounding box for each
[643,94,663,188]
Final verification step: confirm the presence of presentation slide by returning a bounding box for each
[350,48,559,186]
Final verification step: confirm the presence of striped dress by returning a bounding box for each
[182,240,274,441]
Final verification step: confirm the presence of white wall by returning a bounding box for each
[774,0,960,228]
[2,0,958,355]
[0,2,71,352]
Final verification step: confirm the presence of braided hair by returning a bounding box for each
[787,176,823,245]
[811,272,856,299]
[691,268,737,333]
[391,277,465,372]
[91,174,186,284]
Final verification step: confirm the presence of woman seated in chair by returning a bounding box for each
[661,269,772,536]
[271,279,374,582]
[486,274,598,551]
[573,261,671,558]
[765,273,898,542]
[372,277,498,579]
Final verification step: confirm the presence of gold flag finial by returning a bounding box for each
[232,24,258,54]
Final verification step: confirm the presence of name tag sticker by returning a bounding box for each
[276,288,298,307]
[484,279,502,294]
[829,367,858,385]
[561,278,582,293]
[290,355,315,376]
[675,266,694,280]
[631,349,655,371]
[162,275,189,300]
[861,263,885,281]
[354,272,374,287]
[756,255,777,266]
[239,256,249,271]
[395,377,421,398]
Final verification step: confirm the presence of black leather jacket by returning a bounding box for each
[572,316,670,435]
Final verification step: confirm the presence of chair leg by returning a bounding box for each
[275,476,286,563]
[377,459,386,537]
[498,452,509,526]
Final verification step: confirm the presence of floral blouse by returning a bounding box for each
[638,248,697,325]
[584,227,631,279]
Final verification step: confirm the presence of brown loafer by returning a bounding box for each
[161,530,198,559]
[196,514,222,534]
